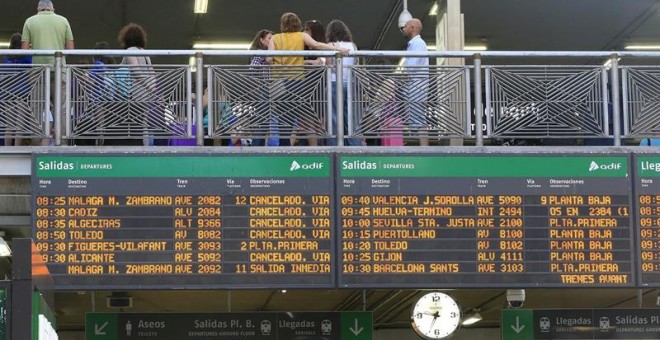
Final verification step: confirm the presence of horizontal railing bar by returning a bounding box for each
[4,49,660,58]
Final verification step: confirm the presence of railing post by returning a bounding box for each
[54,52,63,146]
[610,53,622,146]
[65,66,71,143]
[195,52,204,146]
[335,53,344,146]
[44,68,51,139]
[473,54,484,147]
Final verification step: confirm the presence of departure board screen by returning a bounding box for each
[337,154,635,288]
[32,154,335,290]
[634,154,660,287]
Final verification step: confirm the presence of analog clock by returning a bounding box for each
[411,292,461,339]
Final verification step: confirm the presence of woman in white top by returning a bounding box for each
[325,20,361,146]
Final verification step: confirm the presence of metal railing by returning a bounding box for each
[207,64,331,140]
[0,64,50,139]
[485,66,609,139]
[67,64,191,140]
[350,64,471,139]
[1,49,660,146]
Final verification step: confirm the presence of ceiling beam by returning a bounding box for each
[260,290,277,311]
[600,2,660,50]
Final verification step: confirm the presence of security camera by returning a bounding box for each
[398,10,412,31]
[506,289,525,309]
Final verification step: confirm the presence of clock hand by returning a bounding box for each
[428,311,439,333]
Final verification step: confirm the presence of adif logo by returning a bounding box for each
[290,160,324,171]
[290,161,301,171]
[588,161,622,172]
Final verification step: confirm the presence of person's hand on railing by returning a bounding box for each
[337,47,350,56]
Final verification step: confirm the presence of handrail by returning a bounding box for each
[3,49,660,58]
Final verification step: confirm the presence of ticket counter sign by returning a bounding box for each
[86,312,372,340]
[502,309,660,340]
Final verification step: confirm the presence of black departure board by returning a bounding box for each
[32,154,335,289]
[634,154,660,287]
[337,154,635,288]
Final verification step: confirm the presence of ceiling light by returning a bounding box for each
[461,310,483,326]
[464,44,488,51]
[280,289,287,293]
[429,3,438,16]
[193,42,251,50]
[194,0,208,14]
[625,44,660,50]
[0,232,11,257]
[0,42,9,48]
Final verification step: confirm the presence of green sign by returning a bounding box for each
[339,155,628,177]
[86,313,117,340]
[341,312,372,340]
[637,156,660,177]
[86,312,372,340]
[35,155,330,178]
[502,310,534,340]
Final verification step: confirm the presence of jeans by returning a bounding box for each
[327,81,361,146]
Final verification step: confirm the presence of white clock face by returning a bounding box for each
[411,292,461,339]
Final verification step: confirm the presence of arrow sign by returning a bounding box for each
[349,318,364,336]
[95,321,109,335]
[342,311,372,340]
[511,316,525,334]
[501,310,533,340]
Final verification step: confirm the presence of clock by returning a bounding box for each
[411,292,461,339]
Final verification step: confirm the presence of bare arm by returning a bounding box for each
[21,41,29,49]
[65,40,74,49]
[302,33,350,56]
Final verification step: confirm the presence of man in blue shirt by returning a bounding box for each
[402,18,429,146]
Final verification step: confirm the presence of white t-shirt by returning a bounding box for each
[330,41,357,82]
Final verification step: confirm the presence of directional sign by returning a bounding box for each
[341,312,373,340]
[502,310,533,340]
[503,309,660,340]
[85,313,117,340]
[86,312,372,340]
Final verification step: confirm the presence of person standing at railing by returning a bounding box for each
[21,0,74,146]
[325,20,362,146]
[267,12,350,147]
[298,19,326,147]
[2,33,33,146]
[248,29,279,147]
[401,18,429,146]
[76,42,115,146]
[107,23,156,146]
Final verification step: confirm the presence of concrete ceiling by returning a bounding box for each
[1,0,660,53]
[3,0,660,333]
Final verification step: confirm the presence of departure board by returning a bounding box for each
[635,154,660,287]
[32,154,335,289]
[337,154,635,288]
